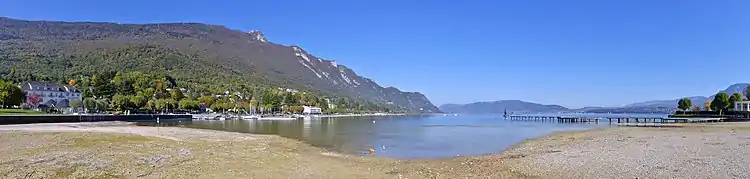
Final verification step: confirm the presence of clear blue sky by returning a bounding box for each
[3,0,750,108]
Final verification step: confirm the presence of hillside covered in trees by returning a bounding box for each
[0,17,440,113]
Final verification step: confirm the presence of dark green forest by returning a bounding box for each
[0,46,405,114]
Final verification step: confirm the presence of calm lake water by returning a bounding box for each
[175,114,666,159]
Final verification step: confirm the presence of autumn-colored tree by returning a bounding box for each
[704,100,711,111]
[68,79,77,86]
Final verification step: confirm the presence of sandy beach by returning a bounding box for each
[0,122,749,178]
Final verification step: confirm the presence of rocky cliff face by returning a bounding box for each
[0,17,440,112]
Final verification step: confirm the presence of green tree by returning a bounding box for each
[96,99,109,113]
[83,98,97,113]
[110,94,132,111]
[69,99,83,111]
[171,89,185,101]
[130,95,149,109]
[198,95,217,107]
[677,98,692,113]
[155,98,177,113]
[90,74,116,99]
[745,85,750,101]
[0,80,26,107]
[178,99,200,111]
[729,92,743,110]
[711,93,730,114]
[113,73,135,95]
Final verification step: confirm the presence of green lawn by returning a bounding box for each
[0,109,44,115]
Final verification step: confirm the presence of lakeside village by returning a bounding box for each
[0,71,408,120]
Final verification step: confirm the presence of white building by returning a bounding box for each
[303,106,322,114]
[735,101,750,111]
[19,81,82,108]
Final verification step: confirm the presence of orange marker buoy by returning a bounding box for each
[368,148,375,154]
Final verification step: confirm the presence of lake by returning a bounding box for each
[177,114,666,159]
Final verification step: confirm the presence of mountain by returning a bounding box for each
[439,100,569,114]
[0,17,440,112]
[625,83,749,109]
[624,96,709,108]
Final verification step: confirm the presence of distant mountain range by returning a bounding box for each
[439,100,568,114]
[441,83,749,114]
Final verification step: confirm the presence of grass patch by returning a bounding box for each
[54,164,84,178]
[0,108,44,114]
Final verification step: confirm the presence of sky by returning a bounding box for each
[2,0,750,108]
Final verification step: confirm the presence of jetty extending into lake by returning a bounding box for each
[505,115,723,125]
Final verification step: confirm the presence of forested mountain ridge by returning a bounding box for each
[0,17,439,112]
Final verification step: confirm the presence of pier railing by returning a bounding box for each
[505,115,723,124]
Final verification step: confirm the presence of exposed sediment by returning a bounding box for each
[0,122,748,178]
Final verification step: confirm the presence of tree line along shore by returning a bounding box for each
[677,86,750,115]
[0,70,412,115]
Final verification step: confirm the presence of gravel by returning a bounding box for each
[501,124,750,178]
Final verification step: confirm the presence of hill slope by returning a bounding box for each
[0,17,439,112]
[439,100,569,114]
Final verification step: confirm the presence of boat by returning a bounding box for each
[257,115,297,120]
[240,115,259,120]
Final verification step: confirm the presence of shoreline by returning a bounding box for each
[309,113,408,118]
[1,122,748,178]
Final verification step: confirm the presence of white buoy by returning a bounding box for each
[372,120,375,123]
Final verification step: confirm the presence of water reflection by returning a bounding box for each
[174,115,605,159]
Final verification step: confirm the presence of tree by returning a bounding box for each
[178,99,200,111]
[96,99,109,113]
[198,95,217,107]
[0,80,25,107]
[130,95,148,109]
[691,106,701,112]
[68,79,77,86]
[69,99,83,112]
[171,89,185,101]
[287,106,304,114]
[729,92,743,110]
[704,100,712,111]
[110,94,132,111]
[745,85,750,101]
[83,98,97,113]
[90,74,115,99]
[154,98,177,113]
[711,93,730,114]
[677,98,692,113]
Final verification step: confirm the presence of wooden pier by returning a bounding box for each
[505,115,723,124]
[505,115,601,123]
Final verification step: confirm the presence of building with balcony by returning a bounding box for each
[19,81,82,108]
